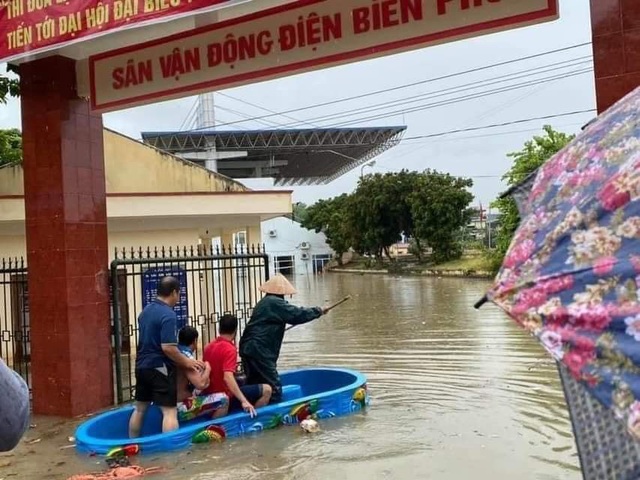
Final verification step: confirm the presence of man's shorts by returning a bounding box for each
[242,356,282,403]
[134,366,177,407]
[229,384,263,412]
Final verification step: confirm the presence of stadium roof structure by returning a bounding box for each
[141,126,407,186]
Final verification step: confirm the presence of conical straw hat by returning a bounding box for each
[259,273,297,295]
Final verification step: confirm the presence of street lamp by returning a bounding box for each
[360,160,376,178]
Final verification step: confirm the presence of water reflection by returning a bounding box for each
[80,274,583,479]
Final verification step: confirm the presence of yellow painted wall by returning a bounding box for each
[0,129,247,195]
[0,229,202,260]
[0,235,29,258]
[109,229,199,258]
[103,129,247,194]
[0,165,23,196]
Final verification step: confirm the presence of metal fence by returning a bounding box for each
[111,244,269,403]
[0,245,268,403]
[0,257,30,391]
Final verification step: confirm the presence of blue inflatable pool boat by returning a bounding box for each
[75,367,369,455]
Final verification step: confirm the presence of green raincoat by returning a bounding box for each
[239,294,322,402]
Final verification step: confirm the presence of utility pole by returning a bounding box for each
[487,206,492,248]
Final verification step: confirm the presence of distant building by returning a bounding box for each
[261,217,334,277]
[389,242,410,258]
[467,207,501,245]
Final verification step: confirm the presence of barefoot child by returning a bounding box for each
[176,326,228,421]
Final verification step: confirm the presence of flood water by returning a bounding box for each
[156,274,580,480]
[11,274,582,479]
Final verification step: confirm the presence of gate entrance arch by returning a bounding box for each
[0,0,634,416]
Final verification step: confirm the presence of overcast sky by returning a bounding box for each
[0,1,594,208]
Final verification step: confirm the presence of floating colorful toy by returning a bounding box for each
[106,444,140,459]
[290,399,319,422]
[352,387,367,406]
[192,424,226,444]
[177,392,228,422]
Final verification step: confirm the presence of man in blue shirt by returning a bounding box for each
[128,276,204,437]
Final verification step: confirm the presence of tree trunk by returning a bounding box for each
[414,238,423,262]
[375,247,383,265]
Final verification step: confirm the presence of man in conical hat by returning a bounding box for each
[239,274,328,404]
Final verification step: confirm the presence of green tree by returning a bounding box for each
[409,169,474,263]
[292,202,309,224]
[0,128,22,166]
[0,65,19,105]
[489,125,575,272]
[302,194,352,264]
[390,170,421,244]
[305,170,474,264]
[0,64,21,167]
[349,171,419,260]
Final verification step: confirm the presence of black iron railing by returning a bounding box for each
[0,245,268,403]
[110,244,269,403]
[0,257,30,391]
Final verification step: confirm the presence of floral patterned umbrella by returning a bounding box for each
[479,86,640,479]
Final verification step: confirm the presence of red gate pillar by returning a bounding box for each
[590,0,640,112]
[20,56,113,416]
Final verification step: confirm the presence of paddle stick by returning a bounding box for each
[323,295,352,312]
[285,295,352,332]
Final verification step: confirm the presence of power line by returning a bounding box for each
[274,57,592,128]
[214,103,285,129]
[179,98,199,130]
[396,122,587,144]
[185,42,592,132]
[390,83,558,161]
[217,92,319,128]
[327,68,592,127]
[200,66,592,133]
[401,110,596,141]
[466,81,546,125]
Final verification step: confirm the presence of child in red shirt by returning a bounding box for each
[202,314,272,417]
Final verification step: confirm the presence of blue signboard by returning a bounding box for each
[142,264,189,330]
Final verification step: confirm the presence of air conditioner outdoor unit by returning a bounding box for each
[300,252,310,260]
[268,229,277,238]
[300,241,310,250]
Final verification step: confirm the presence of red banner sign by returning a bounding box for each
[0,0,233,62]
[89,0,558,113]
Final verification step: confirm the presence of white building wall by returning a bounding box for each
[261,217,334,277]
